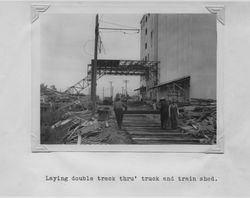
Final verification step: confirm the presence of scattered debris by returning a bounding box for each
[41,90,217,145]
[48,109,133,144]
[178,99,216,144]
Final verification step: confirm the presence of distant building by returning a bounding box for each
[140,14,217,102]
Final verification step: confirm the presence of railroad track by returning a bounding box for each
[123,114,201,144]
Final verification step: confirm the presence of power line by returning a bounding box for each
[100,27,139,32]
[84,17,139,57]
[99,14,104,21]
[121,31,140,35]
[100,19,138,29]
[83,34,105,56]
[100,29,139,34]
[83,39,94,56]
[98,32,106,54]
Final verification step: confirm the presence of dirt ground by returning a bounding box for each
[80,118,134,144]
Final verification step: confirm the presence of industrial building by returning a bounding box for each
[139,14,217,102]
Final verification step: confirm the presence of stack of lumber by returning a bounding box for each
[190,98,216,106]
[178,98,216,144]
[51,110,114,144]
[62,118,108,144]
[50,111,94,143]
[50,108,132,144]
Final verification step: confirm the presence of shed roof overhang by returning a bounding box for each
[134,86,146,91]
[150,76,190,89]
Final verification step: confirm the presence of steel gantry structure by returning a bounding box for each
[64,59,159,95]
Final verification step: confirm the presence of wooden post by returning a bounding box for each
[102,87,104,100]
[91,14,99,115]
[124,79,128,98]
[109,81,113,99]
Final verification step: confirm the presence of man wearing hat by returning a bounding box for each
[113,94,126,129]
[159,97,169,129]
[169,99,179,129]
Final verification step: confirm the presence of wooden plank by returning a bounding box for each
[122,111,205,145]
[125,128,180,132]
[132,134,186,138]
[124,111,160,114]
[129,132,184,135]
[123,120,160,122]
[134,140,202,145]
[123,121,160,124]
[77,134,82,145]
[132,137,199,141]
[124,125,161,127]
[123,121,160,123]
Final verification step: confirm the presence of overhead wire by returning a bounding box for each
[82,39,94,56]
[99,32,106,54]
[99,19,139,29]
[98,33,102,53]
[100,30,139,34]
[84,17,139,56]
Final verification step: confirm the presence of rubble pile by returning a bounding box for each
[50,110,132,144]
[178,98,216,144]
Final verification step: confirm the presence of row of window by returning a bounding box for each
[143,30,153,61]
[145,28,153,37]
[144,31,154,53]
[142,14,152,62]
[141,14,150,28]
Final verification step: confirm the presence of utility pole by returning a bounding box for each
[124,80,129,98]
[109,81,113,99]
[102,87,104,100]
[91,14,99,115]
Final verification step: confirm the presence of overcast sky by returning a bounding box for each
[40,14,142,98]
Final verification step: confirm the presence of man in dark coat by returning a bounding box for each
[169,100,179,129]
[159,97,169,129]
[114,96,125,129]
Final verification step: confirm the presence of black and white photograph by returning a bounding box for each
[3,1,250,197]
[40,13,217,146]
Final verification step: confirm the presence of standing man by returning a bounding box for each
[114,95,124,129]
[159,97,169,129]
[169,99,179,129]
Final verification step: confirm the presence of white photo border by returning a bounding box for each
[31,1,224,153]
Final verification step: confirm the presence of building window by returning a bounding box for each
[145,43,147,49]
[150,31,153,47]
[145,28,147,35]
[145,56,147,61]
[147,54,149,61]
